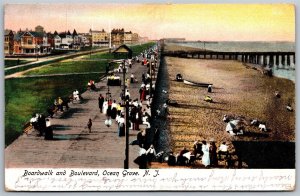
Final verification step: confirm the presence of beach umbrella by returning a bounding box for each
[226,120,240,132]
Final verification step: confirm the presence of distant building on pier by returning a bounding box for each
[164,38,186,43]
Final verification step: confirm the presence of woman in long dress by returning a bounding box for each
[111,100,117,119]
[102,99,108,115]
[118,115,125,137]
[201,141,210,167]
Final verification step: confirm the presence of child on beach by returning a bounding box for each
[87,118,92,133]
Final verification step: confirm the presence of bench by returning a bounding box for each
[23,122,33,135]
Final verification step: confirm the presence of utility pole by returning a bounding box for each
[124,100,129,169]
[121,60,131,169]
[122,59,128,169]
[149,59,153,97]
[109,20,112,52]
[121,99,135,169]
[122,60,126,103]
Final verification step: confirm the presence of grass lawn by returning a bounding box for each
[5,59,33,68]
[24,60,107,75]
[5,73,100,146]
[130,42,156,57]
[89,52,115,59]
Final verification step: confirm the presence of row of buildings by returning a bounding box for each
[4,25,145,56]
[90,28,139,47]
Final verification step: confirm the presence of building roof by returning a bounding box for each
[35,25,43,29]
[111,28,124,34]
[46,32,55,38]
[90,29,107,33]
[57,31,74,39]
[29,31,45,37]
[4,29,13,36]
[13,32,22,41]
[112,44,132,54]
[73,29,78,36]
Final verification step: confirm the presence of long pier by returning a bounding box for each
[163,50,296,69]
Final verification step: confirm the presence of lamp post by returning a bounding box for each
[106,85,111,100]
[124,100,129,169]
[120,58,135,169]
[149,55,153,97]
[121,60,128,169]
[121,98,134,169]
[122,60,126,104]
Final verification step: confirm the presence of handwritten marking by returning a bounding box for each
[6,169,295,191]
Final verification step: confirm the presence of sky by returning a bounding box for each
[4,3,295,41]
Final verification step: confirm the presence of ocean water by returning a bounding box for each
[174,41,296,82]
[176,41,295,52]
[272,67,295,83]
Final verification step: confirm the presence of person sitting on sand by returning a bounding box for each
[167,152,177,166]
[204,95,213,102]
[218,142,229,160]
[223,114,230,123]
[177,147,189,166]
[146,144,157,164]
[87,118,92,133]
[258,123,267,132]
[134,147,148,169]
[274,90,281,98]
[286,104,293,112]
[193,140,203,158]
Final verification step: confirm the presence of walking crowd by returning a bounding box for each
[93,45,159,169]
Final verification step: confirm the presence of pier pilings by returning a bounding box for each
[163,50,295,69]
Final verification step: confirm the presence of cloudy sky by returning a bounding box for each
[4,3,295,41]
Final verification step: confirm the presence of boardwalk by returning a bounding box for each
[5,56,155,168]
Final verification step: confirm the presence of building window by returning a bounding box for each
[28,39,32,45]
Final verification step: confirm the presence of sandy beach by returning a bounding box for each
[165,56,295,159]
